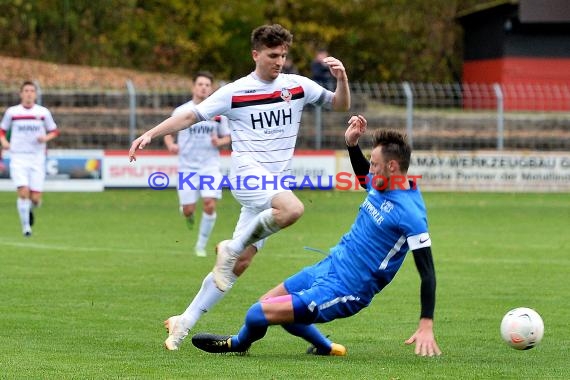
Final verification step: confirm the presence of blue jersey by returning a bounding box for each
[329,176,431,304]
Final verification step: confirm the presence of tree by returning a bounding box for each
[0,0,491,83]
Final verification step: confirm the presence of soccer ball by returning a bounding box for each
[500,307,544,350]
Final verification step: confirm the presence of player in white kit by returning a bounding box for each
[164,72,231,257]
[128,24,350,350]
[0,81,59,236]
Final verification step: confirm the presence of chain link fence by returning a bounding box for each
[1,81,569,151]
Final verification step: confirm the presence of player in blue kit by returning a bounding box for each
[191,115,442,357]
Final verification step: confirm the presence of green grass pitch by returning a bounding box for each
[0,189,569,379]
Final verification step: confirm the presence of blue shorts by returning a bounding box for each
[283,256,369,323]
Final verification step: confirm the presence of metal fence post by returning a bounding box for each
[315,105,322,150]
[33,80,42,105]
[126,80,137,143]
[402,82,414,147]
[493,83,504,150]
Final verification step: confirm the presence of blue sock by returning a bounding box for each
[282,323,332,353]
[231,302,268,350]
[281,294,331,353]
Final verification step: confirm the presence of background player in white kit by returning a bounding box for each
[0,81,59,237]
[164,71,231,257]
[128,24,350,350]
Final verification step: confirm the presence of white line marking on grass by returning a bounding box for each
[439,256,570,266]
[0,238,188,255]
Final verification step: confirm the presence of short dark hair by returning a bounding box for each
[193,71,213,84]
[372,129,411,172]
[251,24,293,51]
[20,81,36,91]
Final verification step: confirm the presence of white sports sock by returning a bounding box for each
[17,198,31,228]
[196,212,216,251]
[179,272,234,331]
[227,208,281,253]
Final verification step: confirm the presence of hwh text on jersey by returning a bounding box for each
[250,108,292,129]
[188,124,215,135]
[17,125,42,132]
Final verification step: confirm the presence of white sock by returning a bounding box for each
[179,272,233,331]
[196,212,216,251]
[17,198,31,228]
[227,208,281,253]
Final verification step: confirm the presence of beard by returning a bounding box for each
[374,176,387,192]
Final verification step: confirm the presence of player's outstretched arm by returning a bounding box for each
[406,247,441,356]
[345,115,367,146]
[325,56,350,111]
[129,111,197,161]
[345,115,369,187]
[405,318,442,356]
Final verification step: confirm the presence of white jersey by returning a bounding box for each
[193,73,334,176]
[172,101,230,170]
[1,104,57,156]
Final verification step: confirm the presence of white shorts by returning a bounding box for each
[229,152,291,210]
[9,153,46,192]
[229,152,292,250]
[177,168,223,205]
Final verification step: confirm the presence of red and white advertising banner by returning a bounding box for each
[4,149,566,192]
